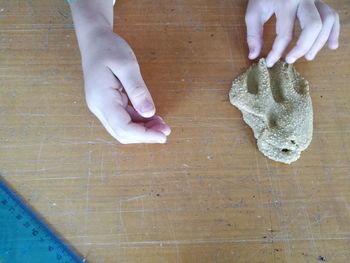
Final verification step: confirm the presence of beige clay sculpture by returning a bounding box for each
[229,59,313,164]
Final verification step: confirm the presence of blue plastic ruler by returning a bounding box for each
[0,178,85,263]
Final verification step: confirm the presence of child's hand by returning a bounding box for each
[80,28,171,144]
[245,0,340,67]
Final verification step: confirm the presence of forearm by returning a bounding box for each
[70,0,114,52]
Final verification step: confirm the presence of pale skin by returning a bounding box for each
[70,0,340,144]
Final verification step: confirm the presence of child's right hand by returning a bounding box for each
[245,0,340,67]
[80,28,171,144]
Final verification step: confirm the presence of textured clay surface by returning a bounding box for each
[229,59,313,164]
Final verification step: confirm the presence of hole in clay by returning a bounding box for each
[269,69,285,103]
[291,140,295,144]
[247,69,259,94]
[268,117,277,128]
[282,148,290,153]
[293,77,308,95]
[268,113,278,128]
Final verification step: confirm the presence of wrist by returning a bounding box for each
[78,26,113,59]
[71,15,112,55]
[70,0,113,44]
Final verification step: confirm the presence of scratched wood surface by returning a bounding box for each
[0,0,350,262]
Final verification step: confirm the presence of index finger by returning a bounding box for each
[122,122,167,144]
[286,0,322,64]
[266,5,297,67]
[99,103,166,144]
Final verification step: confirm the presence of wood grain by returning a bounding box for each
[0,0,349,262]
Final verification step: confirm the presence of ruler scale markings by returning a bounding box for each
[0,178,85,263]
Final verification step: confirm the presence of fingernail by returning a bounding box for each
[287,56,296,64]
[163,126,171,136]
[329,42,339,49]
[153,123,169,134]
[305,53,314,61]
[266,58,274,68]
[248,46,256,59]
[139,100,155,115]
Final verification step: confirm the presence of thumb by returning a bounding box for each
[111,63,156,118]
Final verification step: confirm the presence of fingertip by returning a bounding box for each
[140,110,156,118]
[138,100,156,118]
[328,42,339,50]
[248,46,259,60]
[266,62,273,68]
[157,136,167,144]
[265,54,276,68]
[305,53,315,61]
[248,52,257,60]
[152,123,171,136]
[154,116,171,136]
[145,125,168,144]
[285,55,296,64]
[163,127,171,136]
[161,126,171,136]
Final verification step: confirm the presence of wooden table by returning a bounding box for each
[0,0,349,262]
